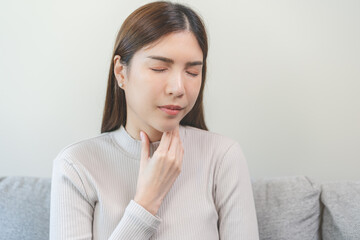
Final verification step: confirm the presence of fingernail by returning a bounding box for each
[140,131,144,142]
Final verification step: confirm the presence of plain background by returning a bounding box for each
[0,0,359,181]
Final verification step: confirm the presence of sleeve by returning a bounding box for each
[49,154,94,239]
[214,142,260,240]
[49,153,162,240]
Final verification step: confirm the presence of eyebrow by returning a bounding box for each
[147,55,203,67]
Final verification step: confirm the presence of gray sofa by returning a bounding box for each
[0,176,359,240]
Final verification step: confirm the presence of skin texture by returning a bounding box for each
[113,30,204,215]
[113,30,203,142]
[135,125,184,215]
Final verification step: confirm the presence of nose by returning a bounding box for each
[166,71,185,97]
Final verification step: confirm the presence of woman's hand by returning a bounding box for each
[134,125,184,216]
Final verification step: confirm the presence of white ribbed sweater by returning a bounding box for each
[49,125,259,239]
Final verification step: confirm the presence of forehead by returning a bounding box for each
[134,31,203,62]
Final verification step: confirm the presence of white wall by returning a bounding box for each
[1,0,359,181]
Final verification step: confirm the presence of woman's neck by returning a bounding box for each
[124,123,163,143]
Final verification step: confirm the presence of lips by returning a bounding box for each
[158,105,184,116]
[159,105,183,110]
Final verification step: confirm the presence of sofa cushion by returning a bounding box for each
[252,176,321,240]
[321,181,360,240]
[0,176,51,240]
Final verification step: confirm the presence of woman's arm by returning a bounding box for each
[214,141,260,240]
[49,155,161,240]
[49,156,94,239]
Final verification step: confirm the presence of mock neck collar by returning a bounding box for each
[111,125,186,160]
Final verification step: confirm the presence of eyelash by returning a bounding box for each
[151,68,198,77]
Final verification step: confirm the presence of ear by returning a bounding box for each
[113,55,127,88]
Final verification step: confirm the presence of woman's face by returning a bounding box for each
[114,30,203,138]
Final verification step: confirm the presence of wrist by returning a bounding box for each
[133,197,161,216]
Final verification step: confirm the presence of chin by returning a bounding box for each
[153,121,180,133]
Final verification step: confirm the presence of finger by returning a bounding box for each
[140,131,149,171]
[174,124,180,134]
[177,140,184,163]
[177,126,184,162]
[157,130,173,152]
[176,138,184,171]
[168,126,180,157]
[168,124,180,146]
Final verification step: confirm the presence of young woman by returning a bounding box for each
[49,1,259,239]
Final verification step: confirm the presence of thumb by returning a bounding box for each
[139,131,150,171]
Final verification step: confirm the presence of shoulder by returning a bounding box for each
[54,132,115,165]
[51,133,110,206]
[182,125,241,155]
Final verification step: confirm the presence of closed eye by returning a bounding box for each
[187,71,198,77]
[151,68,199,77]
[151,68,166,72]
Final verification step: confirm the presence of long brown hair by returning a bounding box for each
[101,1,208,133]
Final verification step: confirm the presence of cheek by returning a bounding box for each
[188,79,202,100]
[128,72,155,99]
[135,83,161,112]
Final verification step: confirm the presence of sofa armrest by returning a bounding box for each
[252,175,322,240]
[0,176,51,240]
